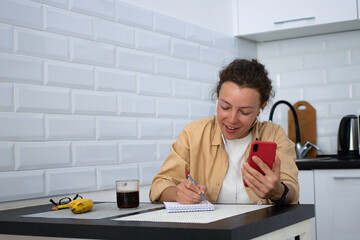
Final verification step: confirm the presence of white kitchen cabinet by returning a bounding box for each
[235,0,360,41]
[298,170,316,240]
[314,169,360,240]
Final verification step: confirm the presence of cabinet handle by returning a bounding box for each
[274,16,315,25]
[333,176,360,180]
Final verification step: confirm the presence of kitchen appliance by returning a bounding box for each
[337,114,360,160]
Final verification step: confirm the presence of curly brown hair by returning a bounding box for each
[214,59,274,106]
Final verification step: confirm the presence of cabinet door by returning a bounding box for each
[237,0,358,35]
[298,170,316,240]
[314,169,360,240]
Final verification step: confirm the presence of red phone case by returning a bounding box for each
[244,141,277,187]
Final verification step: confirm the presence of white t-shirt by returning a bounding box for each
[217,133,252,204]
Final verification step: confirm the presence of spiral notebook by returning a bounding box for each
[164,201,215,213]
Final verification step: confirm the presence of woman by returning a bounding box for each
[149,59,299,205]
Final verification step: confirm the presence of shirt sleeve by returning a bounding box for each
[273,125,300,204]
[149,129,191,203]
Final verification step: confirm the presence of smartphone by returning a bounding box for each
[244,141,277,187]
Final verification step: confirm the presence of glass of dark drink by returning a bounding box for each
[116,179,139,208]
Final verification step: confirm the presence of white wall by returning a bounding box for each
[258,30,360,154]
[0,0,256,202]
[118,0,235,35]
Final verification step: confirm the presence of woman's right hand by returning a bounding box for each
[175,179,207,204]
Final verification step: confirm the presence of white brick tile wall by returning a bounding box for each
[136,29,170,56]
[120,141,157,163]
[274,88,302,103]
[354,83,360,100]
[139,162,162,185]
[187,61,216,83]
[173,78,202,100]
[46,167,96,195]
[0,170,45,202]
[16,142,71,170]
[202,83,214,100]
[155,56,186,78]
[139,118,173,139]
[330,100,360,117]
[324,31,360,50]
[351,47,360,64]
[116,1,153,30]
[157,140,172,161]
[259,55,302,73]
[237,38,257,59]
[0,0,43,30]
[154,13,185,39]
[119,93,155,117]
[45,60,94,89]
[171,38,200,61]
[97,164,139,190]
[138,73,172,97]
[0,143,14,171]
[0,53,43,84]
[72,90,118,115]
[45,6,92,39]
[173,119,191,138]
[311,102,330,119]
[46,115,95,140]
[189,101,215,120]
[96,116,137,139]
[185,23,213,46]
[201,46,233,66]
[70,38,116,67]
[0,0,249,202]
[95,68,136,92]
[15,27,69,61]
[327,65,360,83]
[304,85,350,101]
[70,0,115,20]
[117,47,154,73]
[0,23,13,52]
[279,69,325,88]
[302,50,350,69]
[156,98,188,118]
[278,36,324,55]
[0,82,13,111]
[15,84,71,113]
[72,141,118,166]
[31,0,68,9]
[0,113,44,140]
[94,19,135,48]
[212,32,236,52]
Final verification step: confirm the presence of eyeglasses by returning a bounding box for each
[49,194,83,206]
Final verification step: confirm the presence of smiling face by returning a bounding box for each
[217,81,265,140]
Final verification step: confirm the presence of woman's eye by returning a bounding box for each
[220,106,229,110]
[242,112,251,116]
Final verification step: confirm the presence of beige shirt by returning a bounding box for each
[149,115,299,204]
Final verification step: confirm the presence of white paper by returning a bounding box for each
[114,204,271,224]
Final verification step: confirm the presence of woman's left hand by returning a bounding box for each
[241,154,284,200]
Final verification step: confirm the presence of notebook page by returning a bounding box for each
[164,201,215,213]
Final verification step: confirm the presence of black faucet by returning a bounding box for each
[269,100,320,159]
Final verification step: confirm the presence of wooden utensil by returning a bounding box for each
[288,101,317,158]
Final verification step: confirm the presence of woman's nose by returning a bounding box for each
[229,111,238,123]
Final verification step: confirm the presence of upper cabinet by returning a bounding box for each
[235,0,360,42]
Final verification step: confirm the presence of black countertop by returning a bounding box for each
[296,156,360,170]
[0,203,314,240]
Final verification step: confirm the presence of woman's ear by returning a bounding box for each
[261,102,267,111]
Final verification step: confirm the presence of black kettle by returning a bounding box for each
[337,115,360,160]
